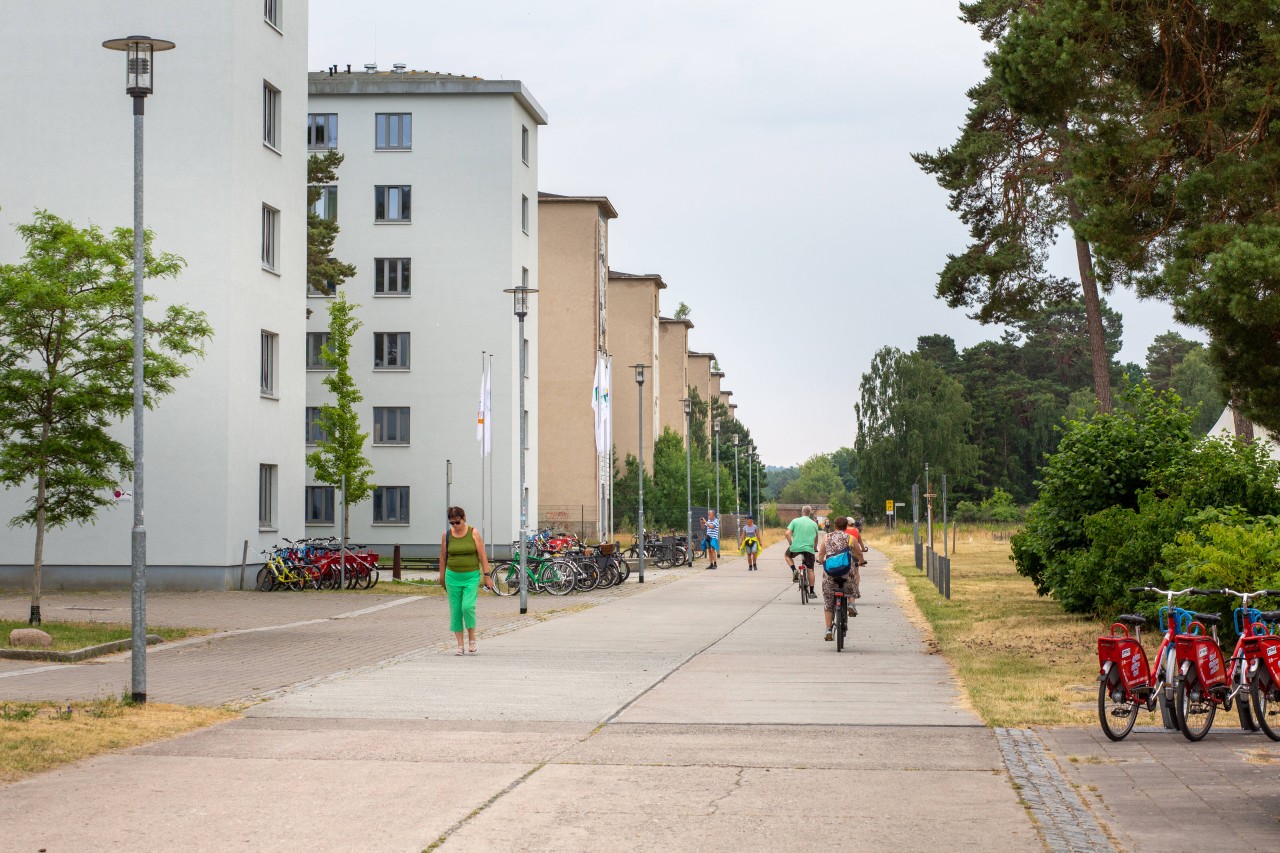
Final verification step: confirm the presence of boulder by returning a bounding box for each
[9,628,53,648]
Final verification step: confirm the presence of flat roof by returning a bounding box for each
[688,351,717,361]
[608,270,667,289]
[308,69,548,125]
[539,191,618,219]
[659,316,695,329]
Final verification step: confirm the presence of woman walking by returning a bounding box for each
[740,515,761,570]
[438,506,493,655]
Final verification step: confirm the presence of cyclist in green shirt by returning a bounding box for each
[785,505,820,598]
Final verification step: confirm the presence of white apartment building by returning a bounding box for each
[305,68,546,555]
[0,1,309,589]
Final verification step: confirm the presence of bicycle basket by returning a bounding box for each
[598,542,614,556]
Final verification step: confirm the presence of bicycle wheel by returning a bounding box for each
[1251,672,1280,741]
[490,563,519,596]
[1175,673,1217,741]
[359,567,378,589]
[654,547,673,569]
[1097,676,1139,741]
[613,556,631,583]
[1237,670,1258,731]
[673,546,689,566]
[256,566,274,592]
[835,599,847,653]
[799,581,809,606]
[543,560,575,596]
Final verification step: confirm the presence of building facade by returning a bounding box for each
[0,1,309,589]
[606,272,665,473]
[305,69,546,555]
[536,193,617,538]
[658,318,693,439]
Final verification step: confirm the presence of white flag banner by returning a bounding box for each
[476,362,487,450]
[592,354,604,453]
[601,355,612,453]
[483,361,492,456]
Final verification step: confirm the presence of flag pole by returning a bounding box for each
[479,351,485,554]
[488,351,495,561]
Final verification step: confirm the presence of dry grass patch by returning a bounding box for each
[0,697,235,783]
[1,620,206,652]
[864,528,1104,728]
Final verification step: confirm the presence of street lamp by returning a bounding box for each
[633,364,648,583]
[682,398,693,565]
[713,419,721,520]
[733,434,741,549]
[102,34,176,705]
[503,283,538,614]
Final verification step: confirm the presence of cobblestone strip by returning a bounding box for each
[995,728,1115,853]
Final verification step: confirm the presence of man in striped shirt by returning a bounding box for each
[701,509,720,569]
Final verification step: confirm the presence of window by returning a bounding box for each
[373,332,410,369]
[375,185,411,221]
[306,332,330,370]
[521,195,530,234]
[305,407,329,445]
[260,331,278,396]
[264,0,282,29]
[259,464,277,529]
[375,113,412,149]
[307,113,337,149]
[311,186,337,221]
[261,205,278,270]
[373,486,410,524]
[305,486,334,525]
[263,82,280,149]
[521,125,530,165]
[374,258,411,294]
[373,407,410,444]
[307,276,338,297]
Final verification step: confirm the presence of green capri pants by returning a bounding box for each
[446,569,480,632]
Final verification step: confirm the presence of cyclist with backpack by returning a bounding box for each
[816,515,859,641]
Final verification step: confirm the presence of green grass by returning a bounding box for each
[0,620,206,652]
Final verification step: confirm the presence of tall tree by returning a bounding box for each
[1145,333,1200,393]
[914,1,1117,412]
[305,293,374,545]
[991,1,1280,431]
[0,212,212,624]
[855,347,978,517]
[307,151,358,295]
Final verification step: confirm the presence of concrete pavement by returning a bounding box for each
[1,544,1042,851]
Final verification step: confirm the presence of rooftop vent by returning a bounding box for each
[392,63,407,73]
[364,63,378,74]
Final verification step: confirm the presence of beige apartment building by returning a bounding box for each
[688,351,715,435]
[658,317,693,439]
[710,369,725,411]
[721,390,736,420]
[536,192,618,537]
[608,271,665,472]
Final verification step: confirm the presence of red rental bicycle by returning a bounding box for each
[1206,588,1280,735]
[1097,586,1227,741]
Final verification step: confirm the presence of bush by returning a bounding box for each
[1012,384,1280,615]
[954,500,979,523]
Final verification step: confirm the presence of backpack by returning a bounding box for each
[824,532,853,577]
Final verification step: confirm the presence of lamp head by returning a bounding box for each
[103,36,175,97]
[502,285,539,318]
[633,363,646,385]
[683,397,691,415]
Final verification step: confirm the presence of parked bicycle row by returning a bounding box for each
[488,545,634,595]
[1097,585,1280,742]
[256,537,381,591]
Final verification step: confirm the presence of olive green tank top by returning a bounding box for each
[446,526,480,572]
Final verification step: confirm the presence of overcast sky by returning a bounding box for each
[309,0,1199,467]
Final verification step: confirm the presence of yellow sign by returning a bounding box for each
[885,499,894,513]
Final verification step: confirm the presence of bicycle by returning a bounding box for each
[1205,588,1280,733]
[489,552,573,596]
[1096,586,1193,740]
[831,575,851,652]
[1247,607,1280,740]
[256,550,307,591]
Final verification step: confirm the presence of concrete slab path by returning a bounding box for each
[0,543,1041,852]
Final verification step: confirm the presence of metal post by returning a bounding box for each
[925,463,934,550]
[340,473,347,588]
[518,314,529,613]
[129,96,147,704]
[684,400,692,565]
[912,483,921,570]
[733,438,740,550]
[941,474,948,559]
[714,421,720,518]
[446,459,452,511]
[636,366,646,584]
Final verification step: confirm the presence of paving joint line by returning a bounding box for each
[995,727,1115,853]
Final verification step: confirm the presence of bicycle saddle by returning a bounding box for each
[1116,614,1146,627]
[1192,612,1222,627]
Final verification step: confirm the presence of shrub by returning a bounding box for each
[954,500,979,523]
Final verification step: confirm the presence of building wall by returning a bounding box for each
[607,277,662,472]
[658,319,692,439]
[0,1,308,589]
[537,198,612,531]
[305,74,544,554]
[687,354,714,439]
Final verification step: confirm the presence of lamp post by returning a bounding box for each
[713,419,721,519]
[747,444,754,528]
[683,398,693,565]
[102,34,175,705]
[733,434,741,549]
[633,364,647,583]
[503,284,538,614]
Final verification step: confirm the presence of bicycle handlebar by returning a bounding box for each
[1189,587,1221,596]
[1128,586,1196,596]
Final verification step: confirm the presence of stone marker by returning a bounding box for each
[9,628,53,648]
